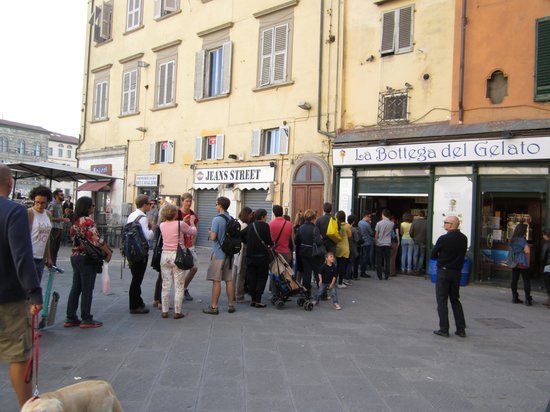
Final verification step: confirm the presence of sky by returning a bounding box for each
[0,1,88,138]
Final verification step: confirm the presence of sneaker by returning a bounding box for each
[184,289,194,301]
[343,280,352,286]
[336,284,347,289]
[130,306,150,314]
[333,303,342,310]
[80,320,103,329]
[312,300,318,305]
[63,319,81,328]
[203,306,219,315]
[228,305,236,313]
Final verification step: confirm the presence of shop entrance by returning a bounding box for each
[478,192,545,283]
[356,195,428,221]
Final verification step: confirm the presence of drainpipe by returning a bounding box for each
[77,0,95,167]
[458,0,467,124]
[317,0,331,138]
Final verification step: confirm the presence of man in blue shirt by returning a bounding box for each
[203,197,235,315]
[0,164,43,407]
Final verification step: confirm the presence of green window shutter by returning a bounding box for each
[535,18,550,101]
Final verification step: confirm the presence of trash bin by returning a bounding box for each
[429,257,470,286]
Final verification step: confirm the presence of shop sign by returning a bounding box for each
[432,176,473,248]
[91,164,112,175]
[334,137,550,166]
[135,174,159,187]
[194,166,275,184]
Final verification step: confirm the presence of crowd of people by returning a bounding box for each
[2,157,550,407]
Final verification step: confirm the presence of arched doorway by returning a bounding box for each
[292,161,324,218]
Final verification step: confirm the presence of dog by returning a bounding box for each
[21,380,123,412]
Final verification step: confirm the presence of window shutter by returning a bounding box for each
[396,5,414,53]
[154,0,162,18]
[251,129,261,156]
[194,136,203,161]
[221,41,232,94]
[279,126,289,155]
[99,3,111,40]
[165,0,178,12]
[94,82,101,119]
[259,28,274,86]
[194,50,205,100]
[100,82,108,118]
[122,72,131,113]
[150,142,157,164]
[166,61,175,104]
[273,24,289,83]
[380,10,396,54]
[167,140,175,163]
[129,70,137,112]
[536,18,550,101]
[216,134,225,160]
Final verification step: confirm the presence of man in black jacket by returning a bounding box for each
[431,215,467,338]
[0,164,43,407]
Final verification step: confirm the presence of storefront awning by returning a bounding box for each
[193,183,219,190]
[235,183,271,191]
[75,180,112,192]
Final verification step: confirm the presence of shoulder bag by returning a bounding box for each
[252,222,276,264]
[174,220,194,270]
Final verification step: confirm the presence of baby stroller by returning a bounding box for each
[269,253,314,311]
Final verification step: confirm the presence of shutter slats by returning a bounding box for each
[251,129,261,156]
[260,28,273,86]
[273,24,288,82]
[397,5,413,53]
[221,41,232,94]
[536,19,550,100]
[380,10,395,54]
[194,50,206,100]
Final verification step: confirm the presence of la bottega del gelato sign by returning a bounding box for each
[334,137,550,166]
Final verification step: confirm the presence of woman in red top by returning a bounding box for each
[65,197,111,329]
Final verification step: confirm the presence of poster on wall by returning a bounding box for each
[338,178,353,217]
[432,176,472,248]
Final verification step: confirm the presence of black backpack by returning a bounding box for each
[121,215,149,263]
[217,214,241,257]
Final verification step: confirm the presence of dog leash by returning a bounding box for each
[24,312,42,396]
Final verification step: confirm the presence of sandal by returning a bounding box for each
[202,306,219,315]
[228,305,236,314]
[161,312,169,318]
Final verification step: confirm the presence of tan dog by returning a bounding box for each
[21,380,123,412]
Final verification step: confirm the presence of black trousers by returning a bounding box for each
[129,258,148,310]
[511,267,532,301]
[435,268,466,333]
[544,271,550,298]
[246,261,270,303]
[49,228,63,265]
[301,255,321,297]
[376,245,391,279]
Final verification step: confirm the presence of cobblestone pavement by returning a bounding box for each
[2,245,549,411]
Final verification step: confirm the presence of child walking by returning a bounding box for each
[313,252,342,310]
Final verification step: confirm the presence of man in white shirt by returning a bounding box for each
[127,195,154,314]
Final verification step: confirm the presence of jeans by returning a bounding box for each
[435,268,466,333]
[376,245,392,279]
[129,258,148,310]
[67,255,97,322]
[413,243,426,272]
[360,244,373,274]
[400,238,414,271]
[316,283,338,304]
[34,258,45,284]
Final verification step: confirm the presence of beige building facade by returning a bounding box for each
[80,0,339,243]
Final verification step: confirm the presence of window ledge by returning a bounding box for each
[252,80,294,92]
[90,118,110,124]
[118,111,140,119]
[124,25,144,35]
[94,38,113,47]
[151,103,178,112]
[154,10,182,22]
[195,94,229,103]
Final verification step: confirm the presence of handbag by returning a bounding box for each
[174,220,194,270]
[78,236,106,264]
[312,227,327,258]
[151,228,163,272]
[327,217,342,243]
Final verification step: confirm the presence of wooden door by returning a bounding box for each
[292,161,325,218]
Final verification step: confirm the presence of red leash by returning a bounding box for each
[24,312,41,396]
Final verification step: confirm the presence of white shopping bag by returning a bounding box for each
[102,262,111,294]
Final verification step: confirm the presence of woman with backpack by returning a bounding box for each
[245,209,273,308]
[509,223,532,305]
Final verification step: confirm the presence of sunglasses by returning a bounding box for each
[34,201,47,205]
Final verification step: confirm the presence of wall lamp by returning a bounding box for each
[136,127,147,132]
[297,101,311,110]
[137,61,149,68]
